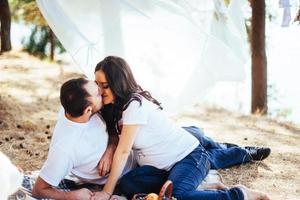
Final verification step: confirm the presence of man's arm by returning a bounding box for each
[33,143,93,200]
[32,176,93,200]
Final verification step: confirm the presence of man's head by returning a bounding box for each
[60,78,102,118]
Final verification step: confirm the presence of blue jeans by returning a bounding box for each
[183,126,252,169]
[119,126,247,200]
[120,148,244,200]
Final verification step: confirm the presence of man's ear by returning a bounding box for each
[83,106,93,115]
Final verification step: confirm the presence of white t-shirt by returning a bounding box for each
[122,97,199,170]
[40,109,136,186]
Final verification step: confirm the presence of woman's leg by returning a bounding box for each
[238,185,270,200]
[183,126,222,149]
[119,165,168,199]
[168,145,245,200]
[185,188,244,200]
[177,186,270,200]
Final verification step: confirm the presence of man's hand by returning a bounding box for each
[98,147,114,176]
[90,191,111,200]
[66,188,94,200]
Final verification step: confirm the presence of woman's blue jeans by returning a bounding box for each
[119,126,248,200]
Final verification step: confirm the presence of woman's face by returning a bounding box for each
[95,70,115,105]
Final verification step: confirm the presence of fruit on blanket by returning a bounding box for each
[146,193,159,200]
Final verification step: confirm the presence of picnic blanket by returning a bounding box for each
[8,170,222,200]
[8,171,109,200]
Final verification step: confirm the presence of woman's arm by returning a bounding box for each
[92,124,140,200]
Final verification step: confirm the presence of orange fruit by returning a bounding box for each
[146,193,159,200]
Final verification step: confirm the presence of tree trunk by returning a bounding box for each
[0,0,12,52]
[49,27,54,61]
[251,0,267,114]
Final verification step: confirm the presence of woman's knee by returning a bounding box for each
[119,173,133,193]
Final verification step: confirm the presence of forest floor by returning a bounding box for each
[0,51,299,199]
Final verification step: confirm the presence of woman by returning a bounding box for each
[92,56,270,200]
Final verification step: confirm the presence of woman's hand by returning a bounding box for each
[97,147,114,176]
[102,125,140,195]
[98,129,118,177]
[90,191,111,200]
[66,188,94,200]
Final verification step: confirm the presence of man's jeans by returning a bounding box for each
[183,126,251,169]
[119,126,248,200]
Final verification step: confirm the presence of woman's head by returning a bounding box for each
[95,56,141,105]
[95,56,162,134]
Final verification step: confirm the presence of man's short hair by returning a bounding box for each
[60,78,92,117]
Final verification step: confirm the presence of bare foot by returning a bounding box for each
[237,185,270,200]
[197,182,228,190]
[110,195,127,200]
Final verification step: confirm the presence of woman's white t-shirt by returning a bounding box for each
[122,97,199,170]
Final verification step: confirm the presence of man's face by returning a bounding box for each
[84,81,102,113]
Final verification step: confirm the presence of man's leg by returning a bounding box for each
[183,126,271,169]
[119,165,168,199]
[207,147,251,169]
[183,126,251,169]
[168,145,244,200]
[183,126,222,149]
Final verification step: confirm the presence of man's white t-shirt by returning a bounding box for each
[39,109,136,186]
[122,97,199,170]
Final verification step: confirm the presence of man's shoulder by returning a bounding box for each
[90,113,107,129]
[50,120,83,150]
[54,118,82,136]
[52,113,106,143]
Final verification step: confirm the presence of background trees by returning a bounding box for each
[19,0,65,60]
[0,0,12,52]
[250,0,268,114]
[3,0,64,60]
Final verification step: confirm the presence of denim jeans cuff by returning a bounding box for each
[230,187,245,200]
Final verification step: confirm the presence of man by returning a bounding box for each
[32,78,136,200]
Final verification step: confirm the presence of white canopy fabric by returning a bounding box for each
[37,0,249,113]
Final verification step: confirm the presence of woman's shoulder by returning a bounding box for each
[123,94,143,108]
[124,95,159,115]
[124,96,144,110]
[124,93,161,114]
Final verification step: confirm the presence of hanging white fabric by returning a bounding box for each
[37,0,249,113]
[279,0,292,27]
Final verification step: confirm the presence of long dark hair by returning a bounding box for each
[95,56,162,133]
